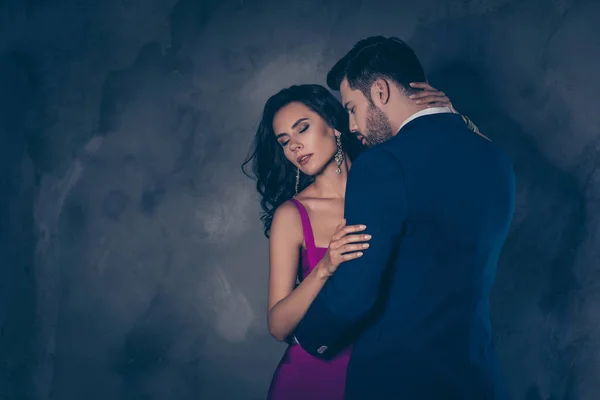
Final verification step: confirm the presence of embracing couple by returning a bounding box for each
[243,36,515,400]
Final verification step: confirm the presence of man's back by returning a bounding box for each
[345,113,515,399]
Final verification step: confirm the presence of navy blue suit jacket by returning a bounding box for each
[294,113,515,399]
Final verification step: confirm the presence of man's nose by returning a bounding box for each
[349,120,359,133]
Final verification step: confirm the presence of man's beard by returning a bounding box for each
[363,103,395,148]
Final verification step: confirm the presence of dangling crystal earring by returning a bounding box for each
[335,134,344,174]
[294,167,300,197]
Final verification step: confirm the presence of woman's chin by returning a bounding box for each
[299,165,319,177]
[300,167,313,177]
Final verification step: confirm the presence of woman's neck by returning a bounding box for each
[312,156,352,199]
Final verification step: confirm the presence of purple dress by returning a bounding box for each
[267,199,352,400]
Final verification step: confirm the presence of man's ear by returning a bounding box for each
[370,78,390,107]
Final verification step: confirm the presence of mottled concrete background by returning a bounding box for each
[0,0,598,399]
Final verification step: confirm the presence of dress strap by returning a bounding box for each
[289,199,318,266]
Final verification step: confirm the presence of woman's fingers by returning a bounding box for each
[340,242,370,254]
[409,82,435,90]
[343,233,371,245]
[331,223,366,241]
[408,83,454,110]
[409,90,445,100]
[345,251,364,260]
[330,232,371,249]
[411,94,449,104]
[340,251,364,263]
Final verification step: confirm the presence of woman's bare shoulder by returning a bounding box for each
[271,200,304,243]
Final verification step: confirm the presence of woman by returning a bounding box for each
[242,83,483,399]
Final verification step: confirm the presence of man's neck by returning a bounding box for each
[396,105,453,133]
[390,104,428,135]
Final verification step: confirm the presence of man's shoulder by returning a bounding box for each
[347,146,407,199]
[350,146,403,180]
[354,143,400,167]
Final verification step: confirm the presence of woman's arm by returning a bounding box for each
[267,201,329,342]
[407,81,491,142]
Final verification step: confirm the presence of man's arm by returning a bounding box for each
[293,148,407,358]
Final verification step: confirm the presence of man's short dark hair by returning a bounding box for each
[326,36,427,100]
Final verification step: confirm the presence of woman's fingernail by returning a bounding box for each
[356,252,363,257]
[364,235,372,240]
[363,243,370,248]
[360,225,367,229]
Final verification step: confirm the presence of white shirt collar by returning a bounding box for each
[398,106,452,132]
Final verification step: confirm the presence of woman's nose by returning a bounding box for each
[290,140,302,152]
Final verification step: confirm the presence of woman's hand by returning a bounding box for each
[317,220,371,279]
[408,82,458,114]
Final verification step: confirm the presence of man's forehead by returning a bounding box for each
[339,79,353,101]
[340,78,351,92]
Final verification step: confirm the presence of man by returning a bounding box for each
[293,36,515,399]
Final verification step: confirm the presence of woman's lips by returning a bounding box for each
[298,154,312,165]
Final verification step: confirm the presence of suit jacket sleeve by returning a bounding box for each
[293,148,407,358]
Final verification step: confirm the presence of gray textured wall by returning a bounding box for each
[1,0,599,399]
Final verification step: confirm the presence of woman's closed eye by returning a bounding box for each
[278,124,309,147]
